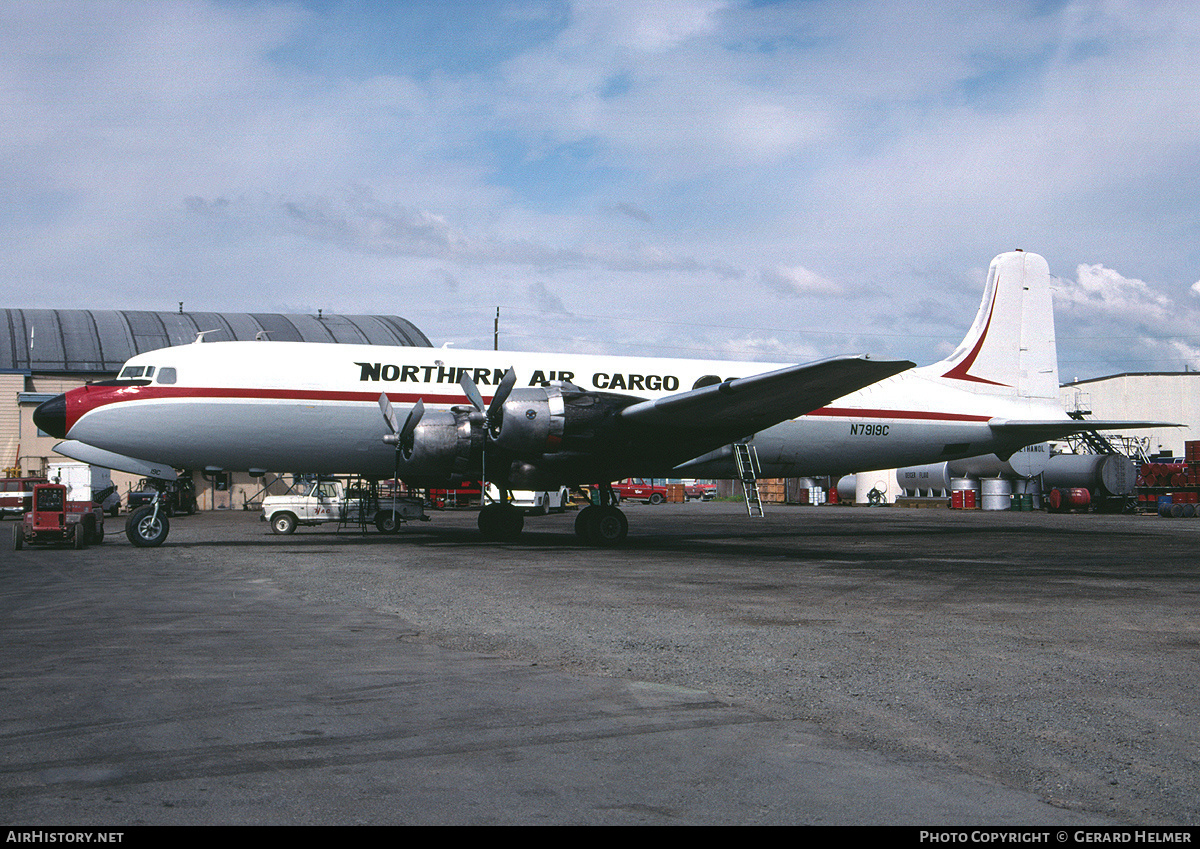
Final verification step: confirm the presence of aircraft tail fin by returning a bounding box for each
[925,250,1060,400]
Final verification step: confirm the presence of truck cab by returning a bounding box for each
[262,478,426,534]
[611,478,671,504]
[0,476,47,518]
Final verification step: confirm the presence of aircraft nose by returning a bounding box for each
[34,393,68,439]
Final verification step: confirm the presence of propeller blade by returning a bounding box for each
[399,399,424,444]
[378,393,399,433]
[459,372,486,413]
[487,368,518,422]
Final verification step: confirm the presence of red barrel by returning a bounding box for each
[1048,487,1091,511]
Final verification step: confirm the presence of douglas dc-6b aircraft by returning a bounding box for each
[34,250,1166,546]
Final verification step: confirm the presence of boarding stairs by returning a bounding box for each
[734,442,764,517]
[1065,410,1152,464]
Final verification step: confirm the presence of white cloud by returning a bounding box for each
[759,265,842,298]
[3,0,1200,379]
[1059,263,1174,324]
[1055,263,1200,374]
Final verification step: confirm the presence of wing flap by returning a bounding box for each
[619,355,914,434]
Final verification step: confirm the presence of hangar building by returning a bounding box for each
[2,308,431,510]
[1060,373,1197,459]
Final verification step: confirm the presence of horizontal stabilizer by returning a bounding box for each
[53,440,178,481]
[619,355,914,434]
[989,419,1182,444]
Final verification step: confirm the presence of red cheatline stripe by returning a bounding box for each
[65,385,474,430]
[808,406,993,422]
[939,281,1010,387]
[66,385,995,426]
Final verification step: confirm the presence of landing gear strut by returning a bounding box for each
[574,483,628,546]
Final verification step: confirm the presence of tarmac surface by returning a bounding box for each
[1,501,1197,826]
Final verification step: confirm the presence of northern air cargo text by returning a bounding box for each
[355,362,681,392]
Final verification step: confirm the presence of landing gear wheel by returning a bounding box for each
[575,505,595,538]
[271,513,298,535]
[585,506,628,546]
[127,505,170,548]
[375,510,401,534]
[478,504,524,541]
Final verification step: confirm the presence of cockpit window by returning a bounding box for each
[145,366,155,378]
[157,367,177,385]
[119,366,145,378]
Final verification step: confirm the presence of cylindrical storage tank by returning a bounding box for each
[1043,454,1136,497]
[835,475,857,503]
[980,478,1013,511]
[897,462,952,496]
[947,444,1051,480]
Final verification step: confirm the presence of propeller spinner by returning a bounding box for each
[378,394,424,459]
[459,367,517,438]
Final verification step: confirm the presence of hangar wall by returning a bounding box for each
[1060,373,1197,458]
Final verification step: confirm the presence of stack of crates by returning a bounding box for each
[758,479,788,504]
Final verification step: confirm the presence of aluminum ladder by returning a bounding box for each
[733,442,764,517]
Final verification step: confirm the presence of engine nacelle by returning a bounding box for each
[492,386,567,455]
[394,407,483,486]
[391,382,638,487]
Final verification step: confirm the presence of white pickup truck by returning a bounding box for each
[483,483,572,514]
[262,479,426,535]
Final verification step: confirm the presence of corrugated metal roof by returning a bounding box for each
[1,309,431,374]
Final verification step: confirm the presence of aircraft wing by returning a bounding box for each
[618,355,915,434]
[53,440,178,481]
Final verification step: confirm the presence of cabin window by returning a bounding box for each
[157,367,177,385]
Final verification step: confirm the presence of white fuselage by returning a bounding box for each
[61,339,1068,481]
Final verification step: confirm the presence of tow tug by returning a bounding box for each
[12,482,105,550]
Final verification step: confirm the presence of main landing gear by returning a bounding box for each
[477,482,629,546]
[573,483,628,547]
[477,502,524,541]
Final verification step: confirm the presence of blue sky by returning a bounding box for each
[3,0,1200,379]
